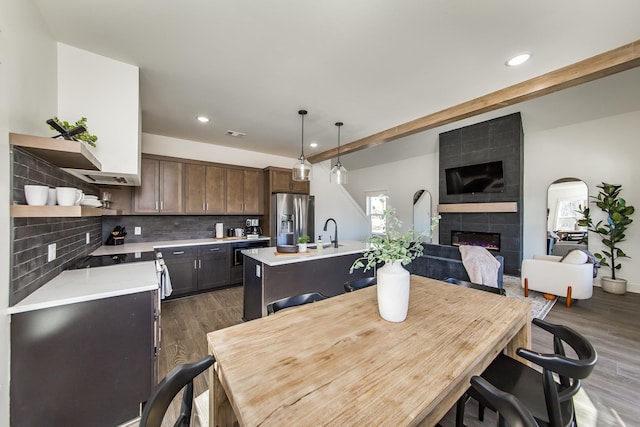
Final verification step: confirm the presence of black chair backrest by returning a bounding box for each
[517,318,597,427]
[267,292,327,314]
[140,355,214,427]
[470,376,539,427]
[344,277,377,292]
[443,277,505,295]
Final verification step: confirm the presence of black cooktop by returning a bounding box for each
[68,252,157,270]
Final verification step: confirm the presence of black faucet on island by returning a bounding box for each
[323,218,338,248]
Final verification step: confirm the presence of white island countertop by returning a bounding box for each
[243,240,370,267]
[8,261,159,314]
[91,236,270,256]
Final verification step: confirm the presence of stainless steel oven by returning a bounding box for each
[232,241,269,266]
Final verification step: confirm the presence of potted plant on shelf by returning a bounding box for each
[47,116,99,147]
[298,235,310,253]
[578,182,634,294]
[351,205,439,322]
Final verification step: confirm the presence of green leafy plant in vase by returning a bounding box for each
[578,182,634,294]
[298,235,310,252]
[47,116,98,147]
[351,205,439,322]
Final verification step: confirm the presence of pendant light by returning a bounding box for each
[330,121,348,184]
[292,109,312,181]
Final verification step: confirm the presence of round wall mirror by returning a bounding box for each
[413,189,433,242]
[546,178,588,255]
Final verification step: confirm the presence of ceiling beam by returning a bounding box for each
[308,39,640,164]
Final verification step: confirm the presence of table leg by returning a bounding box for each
[505,311,531,364]
[209,362,235,427]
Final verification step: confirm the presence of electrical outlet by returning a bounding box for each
[47,243,56,262]
[86,232,91,244]
[135,226,142,235]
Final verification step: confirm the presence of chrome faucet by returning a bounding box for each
[323,218,338,248]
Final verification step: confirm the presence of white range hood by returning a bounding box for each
[57,43,141,186]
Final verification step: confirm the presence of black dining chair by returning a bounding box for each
[140,355,214,427]
[266,292,328,315]
[443,277,506,295]
[344,276,377,292]
[456,318,597,427]
[469,376,540,427]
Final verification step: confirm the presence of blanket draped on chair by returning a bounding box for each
[459,245,501,287]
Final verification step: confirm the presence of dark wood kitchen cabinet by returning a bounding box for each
[185,163,226,214]
[226,168,263,214]
[10,290,158,427]
[134,156,184,214]
[159,244,230,298]
[264,166,310,195]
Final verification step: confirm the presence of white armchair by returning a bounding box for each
[521,254,594,308]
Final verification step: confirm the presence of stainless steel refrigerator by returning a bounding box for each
[271,193,315,246]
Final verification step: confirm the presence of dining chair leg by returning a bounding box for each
[478,401,485,421]
[524,278,529,297]
[455,395,467,427]
[566,285,572,308]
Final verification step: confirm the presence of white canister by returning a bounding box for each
[215,222,224,238]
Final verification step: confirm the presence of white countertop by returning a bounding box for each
[243,240,370,266]
[91,236,270,255]
[8,261,159,314]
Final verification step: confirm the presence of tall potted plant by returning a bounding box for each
[351,205,439,322]
[578,182,634,294]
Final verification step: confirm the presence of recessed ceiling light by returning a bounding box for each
[196,116,210,123]
[506,52,532,67]
[310,142,318,148]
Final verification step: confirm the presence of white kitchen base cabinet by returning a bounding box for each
[10,290,158,427]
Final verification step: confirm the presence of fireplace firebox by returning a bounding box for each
[451,231,500,251]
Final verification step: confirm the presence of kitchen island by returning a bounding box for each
[242,240,374,320]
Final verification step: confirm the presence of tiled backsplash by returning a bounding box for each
[101,215,252,244]
[11,148,103,305]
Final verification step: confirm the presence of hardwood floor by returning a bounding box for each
[158,286,639,426]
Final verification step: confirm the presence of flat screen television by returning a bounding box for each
[445,161,504,194]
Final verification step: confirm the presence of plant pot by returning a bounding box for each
[298,243,307,252]
[376,261,410,322]
[600,277,627,295]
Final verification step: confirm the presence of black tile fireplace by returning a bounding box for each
[451,231,500,251]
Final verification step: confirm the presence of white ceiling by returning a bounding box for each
[33,1,640,169]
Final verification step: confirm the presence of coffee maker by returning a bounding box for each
[245,218,262,239]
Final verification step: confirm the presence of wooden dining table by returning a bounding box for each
[206,275,531,426]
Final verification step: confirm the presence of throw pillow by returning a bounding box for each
[560,248,588,264]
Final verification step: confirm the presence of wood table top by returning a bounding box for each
[207,275,531,426]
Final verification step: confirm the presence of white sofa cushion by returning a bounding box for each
[561,249,589,264]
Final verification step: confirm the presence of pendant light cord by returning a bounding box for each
[335,122,343,165]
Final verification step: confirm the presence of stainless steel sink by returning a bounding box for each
[308,243,343,249]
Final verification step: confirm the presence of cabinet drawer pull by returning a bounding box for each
[198,259,202,269]
[172,251,185,255]
[194,260,197,270]
[209,248,220,251]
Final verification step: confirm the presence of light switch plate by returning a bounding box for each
[47,243,56,262]
[135,226,142,235]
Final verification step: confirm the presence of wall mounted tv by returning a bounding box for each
[445,161,504,194]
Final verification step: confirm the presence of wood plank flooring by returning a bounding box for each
[158,286,639,426]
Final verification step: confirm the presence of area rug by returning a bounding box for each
[503,275,557,319]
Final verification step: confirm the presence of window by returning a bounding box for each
[555,198,587,231]
[365,192,388,235]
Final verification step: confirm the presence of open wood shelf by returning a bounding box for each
[10,133,101,171]
[11,205,103,218]
[437,202,518,213]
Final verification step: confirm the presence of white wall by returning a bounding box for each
[142,133,295,169]
[1,0,58,423]
[310,162,370,242]
[345,150,440,239]
[524,110,640,292]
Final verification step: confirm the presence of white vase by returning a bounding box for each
[376,261,410,322]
